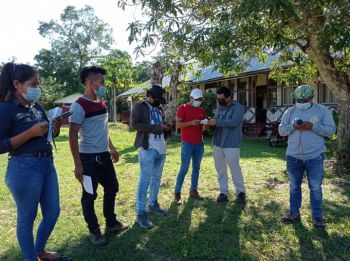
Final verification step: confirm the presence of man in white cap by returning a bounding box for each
[174,88,207,204]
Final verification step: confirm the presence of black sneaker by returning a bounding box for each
[105,220,129,234]
[312,217,326,229]
[148,201,167,216]
[174,192,182,205]
[236,192,247,205]
[281,213,301,224]
[217,193,228,202]
[137,211,153,229]
[189,189,204,200]
[89,228,107,247]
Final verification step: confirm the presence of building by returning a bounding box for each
[54,93,82,125]
[187,55,337,136]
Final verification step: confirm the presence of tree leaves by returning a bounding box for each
[35,5,113,94]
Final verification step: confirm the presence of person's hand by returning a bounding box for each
[74,163,84,183]
[191,120,201,126]
[161,124,171,132]
[110,148,120,163]
[300,121,313,130]
[208,118,217,126]
[53,118,62,136]
[29,121,49,137]
[293,121,313,131]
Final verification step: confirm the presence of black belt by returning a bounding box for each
[80,151,109,156]
[9,151,53,157]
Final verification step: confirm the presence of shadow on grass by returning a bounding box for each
[291,212,350,261]
[331,179,350,202]
[54,134,69,143]
[290,222,328,260]
[2,197,349,260]
[39,198,252,260]
[117,146,138,164]
[118,146,137,156]
[256,198,349,261]
[140,198,252,260]
[165,137,286,161]
[0,245,22,261]
[263,176,289,190]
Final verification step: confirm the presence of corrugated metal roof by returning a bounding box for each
[190,54,282,83]
[117,54,285,97]
[117,87,145,97]
[54,93,82,104]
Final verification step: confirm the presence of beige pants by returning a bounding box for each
[213,146,246,196]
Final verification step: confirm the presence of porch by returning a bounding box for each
[242,104,338,137]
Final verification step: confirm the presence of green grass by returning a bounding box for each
[0,123,349,260]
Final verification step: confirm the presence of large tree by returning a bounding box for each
[35,5,113,93]
[119,0,350,174]
[98,49,134,121]
[132,60,153,83]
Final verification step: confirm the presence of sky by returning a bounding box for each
[0,0,155,64]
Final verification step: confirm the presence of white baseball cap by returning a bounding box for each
[190,88,203,99]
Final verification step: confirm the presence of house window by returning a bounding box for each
[237,80,249,106]
[319,83,336,103]
[283,85,296,105]
[268,87,277,106]
[268,78,277,106]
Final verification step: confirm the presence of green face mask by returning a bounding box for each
[296,102,312,111]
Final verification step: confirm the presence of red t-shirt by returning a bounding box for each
[176,103,206,144]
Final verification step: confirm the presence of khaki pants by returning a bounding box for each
[213,146,246,196]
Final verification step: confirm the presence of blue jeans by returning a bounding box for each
[175,142,204,193]
[5,156,60,261]
[287,154,324,219]
[136,149,166,214]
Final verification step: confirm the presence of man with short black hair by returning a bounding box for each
[69,66,128,246]
[208,86,247,204]
[131,84,171,229]
[279,85,336,229]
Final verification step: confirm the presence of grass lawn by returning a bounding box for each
[0,123,349,261]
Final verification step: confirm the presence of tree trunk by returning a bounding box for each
[112,86,117,122]
[335,98,350,174]
[306,36,350,174]
[150,60,164,86]
[164,61,182,124]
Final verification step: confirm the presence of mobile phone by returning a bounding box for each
[294,118,303,125]
[54,111,73,120]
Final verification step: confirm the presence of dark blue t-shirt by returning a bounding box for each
[0,99,52,154]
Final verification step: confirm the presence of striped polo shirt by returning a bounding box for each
[69,96,109,153]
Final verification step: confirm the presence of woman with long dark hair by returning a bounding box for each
[0,62,62,261]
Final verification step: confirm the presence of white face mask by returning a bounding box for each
[192,101,202,107]
[296,102,312,111]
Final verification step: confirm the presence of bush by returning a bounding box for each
[177,90,217,118]
[201,92,217,118]
[115,99,129,113]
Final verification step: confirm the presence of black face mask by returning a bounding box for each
[151,100,160,107]
[218,100,227,106]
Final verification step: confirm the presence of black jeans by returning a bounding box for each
[80,152,119,232]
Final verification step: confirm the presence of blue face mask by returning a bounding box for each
[192,101,202,107]
[94,85,106,97]
[296,102,312,111]
[22,86,41,102]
